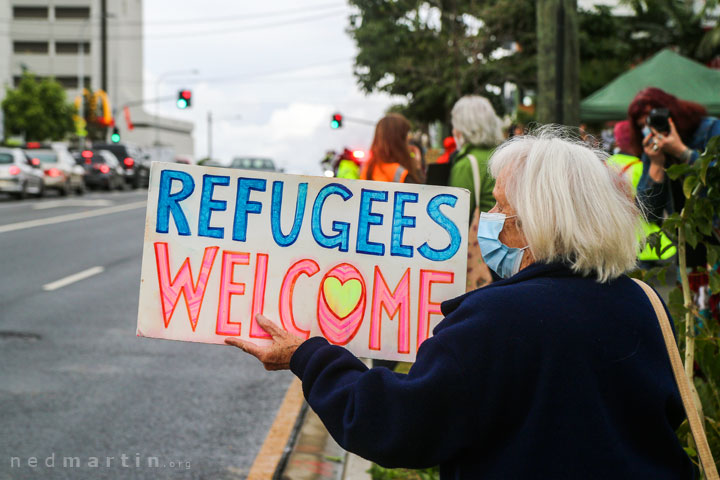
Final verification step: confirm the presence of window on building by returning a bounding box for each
[56,42,91,54]
[14,76,43,86]
[54,76,91,89]
[13,6,49,18]
[54,6,91,19]
[13,41,49,54]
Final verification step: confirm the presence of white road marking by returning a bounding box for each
[0,201,146,234]
[33,199,114,210]
[42,266,105,291]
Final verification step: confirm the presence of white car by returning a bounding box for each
[26,144,85,195]
[0,147,44,199]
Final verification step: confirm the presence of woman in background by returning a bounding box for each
[448,95,504,219]
[361,113,425,184]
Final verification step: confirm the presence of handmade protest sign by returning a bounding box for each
[137,162,469,361]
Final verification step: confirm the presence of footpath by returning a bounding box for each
[277,405,371,480]
[247,374,372,480]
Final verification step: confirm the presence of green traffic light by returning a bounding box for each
[177,98,188,109]
[111,133,120,143]
[331,120,339,129]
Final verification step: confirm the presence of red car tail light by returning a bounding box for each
[31,158,40,166]
[99,165,110,174]
[124,157,134,167]
[82,150,93,159]
[9,165,20,175]
[46,168,61,177]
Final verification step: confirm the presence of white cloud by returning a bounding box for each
[141,0,399,175]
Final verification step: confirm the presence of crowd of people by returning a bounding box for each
[228,87,719,479]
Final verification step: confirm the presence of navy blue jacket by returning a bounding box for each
[290,262,694,479]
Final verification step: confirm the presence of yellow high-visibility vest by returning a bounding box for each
[607,153,676,261]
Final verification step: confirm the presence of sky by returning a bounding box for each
[142,0,396,175]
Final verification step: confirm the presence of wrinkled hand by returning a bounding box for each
[225,314,304,371]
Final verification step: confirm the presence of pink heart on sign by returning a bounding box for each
[317,263,366,345]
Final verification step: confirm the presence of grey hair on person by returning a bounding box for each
[451,95,504,147]
[488,126,643,282]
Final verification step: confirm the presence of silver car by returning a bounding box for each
[230,157,277,172]
[0,147,44,199]
[26,144,86,195]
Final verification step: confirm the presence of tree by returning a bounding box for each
[348,0,718,127]
[642,136,720,471]
[348,0,497,125]
[536,0,580,125]
[2,72,76,142]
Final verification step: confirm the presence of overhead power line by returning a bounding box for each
[0,2,345,26]
[0,9,348,41]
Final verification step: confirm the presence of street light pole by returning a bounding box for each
[77,18,90,148]
[154,68,198,146]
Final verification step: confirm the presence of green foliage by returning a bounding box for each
[638,135,720,471]
[369,464,439,480]
[348,0,716,125]
[2,72,75,141]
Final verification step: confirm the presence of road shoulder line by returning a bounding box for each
[247,378,304,480]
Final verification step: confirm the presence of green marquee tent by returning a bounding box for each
[580,49,720,122]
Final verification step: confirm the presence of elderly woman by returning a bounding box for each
[227,130,693,479]
[448,95,504,220]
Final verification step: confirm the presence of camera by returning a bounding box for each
[646,108,671,134]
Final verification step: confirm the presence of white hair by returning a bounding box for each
[488,126,643,282]
[451,95,504,147]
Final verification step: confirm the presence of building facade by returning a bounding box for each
[0,0,194,157]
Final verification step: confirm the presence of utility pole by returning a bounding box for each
[101,0,108,92]
[207,111,213,161]
[536,0,580,126]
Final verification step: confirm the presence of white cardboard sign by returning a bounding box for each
[137,162,469,361]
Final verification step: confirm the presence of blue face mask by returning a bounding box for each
[477,212,529,279]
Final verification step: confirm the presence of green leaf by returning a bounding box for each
[702,135,720,158]
[683,175,698,199]
[683,446,697,458]
[683,223,698,249]
[707,245,719,268]
[666,163,692,180]
[699,154,712,185]
[710,271,720,295]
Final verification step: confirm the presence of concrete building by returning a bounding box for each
[0,0,194,157]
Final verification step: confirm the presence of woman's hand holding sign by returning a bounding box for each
[225,314,303,370]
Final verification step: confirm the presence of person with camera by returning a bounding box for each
[629,88,720,327]
[629,88,720,226]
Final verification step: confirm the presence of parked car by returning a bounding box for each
[92,143,149,188]
[25,143,85,195]
[75,149,126,191]
[230,157,277,172]
[0,147,44,199]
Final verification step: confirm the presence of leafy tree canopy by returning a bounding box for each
[348,0,718,125]
[2,72,76,142]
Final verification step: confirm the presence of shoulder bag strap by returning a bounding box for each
[632,278,719,480]
[467,154,481,208]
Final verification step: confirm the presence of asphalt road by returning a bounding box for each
[0,190,294,480]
